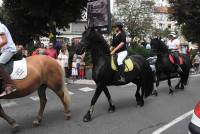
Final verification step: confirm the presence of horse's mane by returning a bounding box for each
[90,30,110,55]
[152,38,168,53]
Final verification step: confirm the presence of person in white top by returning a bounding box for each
[167,32,182,72]
[0,22,17,96]
[58,46,69,77]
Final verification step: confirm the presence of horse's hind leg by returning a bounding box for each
[167,74,174,95]
[102,86,115,113]
[0,104,20,133]
[33,85,47,127]
[55,86,71,120]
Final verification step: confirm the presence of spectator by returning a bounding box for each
[193,52,200,73]
[79,59,85,79]
[46,43,57,59]
[58,46,69,77]
[37,43,46,55]
[71,57,78,82]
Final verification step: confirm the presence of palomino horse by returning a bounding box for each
[76,27,154,122]
[0,55,71,132]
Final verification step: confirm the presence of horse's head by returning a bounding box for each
[150,38,167,54]
[76,26,96,55]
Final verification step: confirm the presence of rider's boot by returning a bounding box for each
[0,64,16,96]
[117,65,126,82]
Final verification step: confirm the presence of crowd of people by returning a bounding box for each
[31,42,86,81]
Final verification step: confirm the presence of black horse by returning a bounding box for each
[150,38,191,95]
[77,27,154,122]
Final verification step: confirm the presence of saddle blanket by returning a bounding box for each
[10,58,27,80]
[111,56,134,72]
[169,54,183,65]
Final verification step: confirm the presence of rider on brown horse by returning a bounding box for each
[0,22,17,96]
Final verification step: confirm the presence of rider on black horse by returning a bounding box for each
[0,22,17,96]
[166,32,182,72]
[110,22,127,82]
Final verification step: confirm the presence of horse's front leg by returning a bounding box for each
[83,84,103,122]
[0,104,20,133]
[167,74,174,95]
[102,86,115,113]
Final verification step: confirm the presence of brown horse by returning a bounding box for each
[0,55,71,133]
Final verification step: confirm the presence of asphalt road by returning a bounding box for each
[1,75,200,134]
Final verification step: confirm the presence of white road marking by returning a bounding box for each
[69,91,74,95]
[78,87,95,92]
[30,96,40,101]
[152,110,193,134]
[1,101,17,108]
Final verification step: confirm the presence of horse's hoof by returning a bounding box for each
[32,120,40,127]
[65,112,71,120]
[169,90,174,95]
[152,90,158,96]
[137,100,144,107]
[83,112,91,122]
[12,124,20,133]
[108,105,116,113]
[175,85,179,89]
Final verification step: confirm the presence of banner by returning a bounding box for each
[87,0,110,29]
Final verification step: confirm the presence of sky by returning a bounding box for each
[0,0,2,6]
[111,0,114,13]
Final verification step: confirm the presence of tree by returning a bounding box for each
[114,0,154,39]
[0,0,87,45]
[169,0,200,43]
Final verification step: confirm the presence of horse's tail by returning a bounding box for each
[181,54,191,85]
[141,60,154,98]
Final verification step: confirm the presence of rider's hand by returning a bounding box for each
[110,50,115,55]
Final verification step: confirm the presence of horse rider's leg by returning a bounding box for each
[135,83,143,106]
[167,74,174,95]
[102,86,115,113]
[33,85,47,127]
[83,84,103,122]
[55,86,71,120]
[0,104,20,133]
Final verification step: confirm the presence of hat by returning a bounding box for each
[168,32,177,38]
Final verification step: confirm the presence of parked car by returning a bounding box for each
[189,101,200,134]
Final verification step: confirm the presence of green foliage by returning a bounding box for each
[0,0,87,45]
[127,43,150,58]
[114,0,154,39]
[152,28,171,38]
[169,0,200,43]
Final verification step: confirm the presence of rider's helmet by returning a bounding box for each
[113,22,124,29]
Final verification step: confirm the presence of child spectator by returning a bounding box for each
[71,57,78,82]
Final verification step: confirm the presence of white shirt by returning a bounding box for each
[58,53,68,67]
[0,23,16,53]
[167,38,180,50]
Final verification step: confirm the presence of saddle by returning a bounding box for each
[169,53,183,65]
[111,55,134,72]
